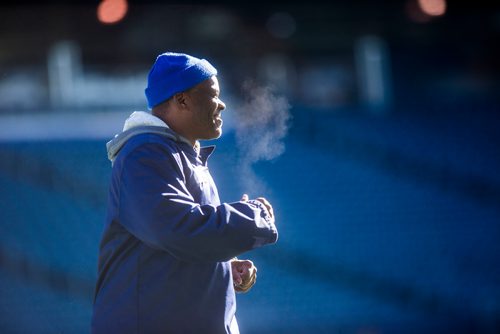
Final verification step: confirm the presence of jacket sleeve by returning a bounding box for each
[115,142,278,262]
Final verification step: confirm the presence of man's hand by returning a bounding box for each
[231,259,257,293]
[240,193,275,221]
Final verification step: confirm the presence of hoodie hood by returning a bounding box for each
[122,110,168,131]
[106,111,192,163]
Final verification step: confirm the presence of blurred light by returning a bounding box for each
[418,0,447,16]
[266,12,296,39]
[97,0,128,25]
[354,35,393,114]
[257,53,296,97]
[406,0,446,23]
[47,41,82,108]
[189,10,235,40]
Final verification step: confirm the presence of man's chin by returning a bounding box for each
[213,128,222,139]
[202,128,222,141]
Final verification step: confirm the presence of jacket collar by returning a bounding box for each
[107,111,215,164]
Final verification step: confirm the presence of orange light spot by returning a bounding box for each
[97,0,128,25]
[418,0,446,17]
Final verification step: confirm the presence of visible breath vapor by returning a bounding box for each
[234,80,292,196]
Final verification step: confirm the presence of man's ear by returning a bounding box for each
[173,92,188,109]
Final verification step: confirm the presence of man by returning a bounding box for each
[91,52,278,334]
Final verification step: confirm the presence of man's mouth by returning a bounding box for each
[214,113,223,127]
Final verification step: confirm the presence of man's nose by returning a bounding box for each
[218,98,226,111]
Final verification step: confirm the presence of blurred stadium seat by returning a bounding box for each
[2,108,499,332]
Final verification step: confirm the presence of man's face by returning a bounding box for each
[185,76,226,142]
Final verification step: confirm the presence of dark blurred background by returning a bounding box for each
[0,1,499,333]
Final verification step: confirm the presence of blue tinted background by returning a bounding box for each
[0,2,499,333]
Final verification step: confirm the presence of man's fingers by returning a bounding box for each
[232,259,258,293]
[248,267,256,281]
[256,197,274,219]
[235,272,257,293]
[239,272,257,292]
[244,260,254,269]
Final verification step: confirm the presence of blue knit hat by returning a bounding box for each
[145,52,218,109]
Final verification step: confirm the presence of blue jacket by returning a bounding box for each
[91,123,278,334]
